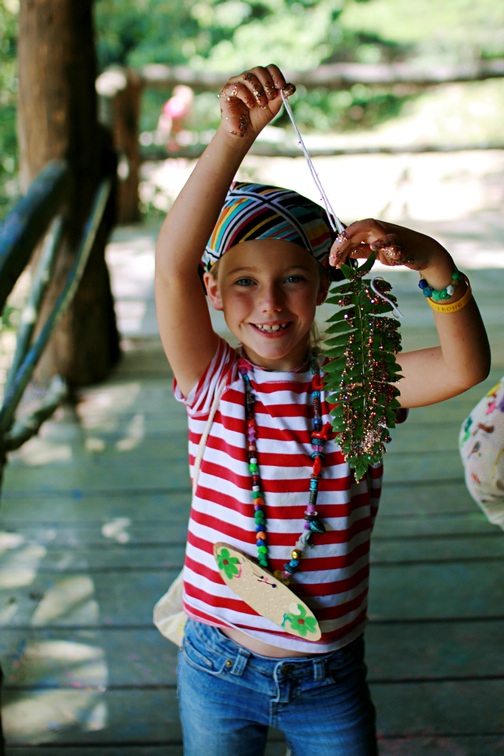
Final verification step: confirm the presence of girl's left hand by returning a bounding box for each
[328,218,439,272]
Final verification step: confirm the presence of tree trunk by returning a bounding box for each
[17,0,120,387]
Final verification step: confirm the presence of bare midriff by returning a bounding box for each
[221,626,318,658]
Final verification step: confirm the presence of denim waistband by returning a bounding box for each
[183,618,364,683]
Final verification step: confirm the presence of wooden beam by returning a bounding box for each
[138,58,504,92]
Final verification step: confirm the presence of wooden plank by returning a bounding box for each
[373,512,494,537]
[3,680,503,746]
[7,749,178,755]
[1,620,503,689]
[8,736,504,755]
[0,511,494,547]
[0,481,482,519]
[1,559,502,629]
[3,444,466,486]
[2,688,181,746]
[371,680,504,737]
[366,620,504,681]
[0,492,192,521]
[0,519,191,542]
[0,542,186,571]
[2,461,186,493]
[2,531,502,571]
[2,523,502,566]
[8,746,289,756]
[379,736,504,755]
[368,562,504,621]
[371,533,504,562]
[380,482,483,515]
[0,627,178,689]
[6,435,190,465]
[382,451,467,482]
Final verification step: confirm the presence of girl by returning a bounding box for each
[154,64,490,755]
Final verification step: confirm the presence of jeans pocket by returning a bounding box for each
[181,630,234,677]
[325,636,366,683]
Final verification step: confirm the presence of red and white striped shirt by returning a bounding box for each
[175,338,383,653]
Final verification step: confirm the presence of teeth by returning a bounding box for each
[256,323,286,333]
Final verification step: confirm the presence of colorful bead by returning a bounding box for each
[418,269,462,301]
[309,519,326,534]
[239,354,327,580]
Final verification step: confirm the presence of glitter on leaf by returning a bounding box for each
[324,254,403,481]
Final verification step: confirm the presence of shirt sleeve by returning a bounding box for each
[173,337,236,418]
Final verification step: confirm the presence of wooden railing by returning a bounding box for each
[0,160,112,485]
[96,59,504,223]
[0,147,113,753]
[0,162,113,751]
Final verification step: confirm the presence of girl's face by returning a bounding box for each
[204,240,329,371]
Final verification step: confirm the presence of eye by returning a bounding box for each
[235,277,254,287]
[284,274,305,284]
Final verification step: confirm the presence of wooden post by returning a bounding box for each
[17,0,120,386]
[97,67,142,223]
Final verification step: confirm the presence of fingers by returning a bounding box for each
[329,219,414,268]
[218,64,295,137]
[232,64,291,105]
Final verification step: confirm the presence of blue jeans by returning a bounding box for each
[177,620,377,756]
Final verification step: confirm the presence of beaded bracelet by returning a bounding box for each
[418,269,463,301]
[427,274,472,313]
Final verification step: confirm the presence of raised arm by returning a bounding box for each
[154,64,290,396]
[329,220,491,408]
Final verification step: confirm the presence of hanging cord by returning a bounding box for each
[370,277,404,319]
[280,89,345,235]
[281,89,403,320]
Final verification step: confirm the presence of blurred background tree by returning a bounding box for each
[0,0,19,220]
[93,0,504,136]
[2,0,503,220]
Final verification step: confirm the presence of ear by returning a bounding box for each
[203,272,224,311]
[316,272,330,306]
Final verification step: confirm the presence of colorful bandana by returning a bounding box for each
[202,181,340,275]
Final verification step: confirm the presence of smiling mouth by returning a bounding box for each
[254,323,289,333]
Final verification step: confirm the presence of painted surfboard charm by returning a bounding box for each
[214,542,322,641]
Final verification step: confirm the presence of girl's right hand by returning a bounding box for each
[218,64,295,139]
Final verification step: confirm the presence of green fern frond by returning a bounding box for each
[324,254,403,481]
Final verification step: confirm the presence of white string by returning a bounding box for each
[370,277,404,319]
[280,90,345,235]
[281,90,403,319]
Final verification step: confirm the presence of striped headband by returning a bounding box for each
[203,181,341,277]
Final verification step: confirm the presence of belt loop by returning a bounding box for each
[313,656,326,682]
[230,648,250,677]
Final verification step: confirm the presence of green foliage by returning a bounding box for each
[94,0,202,68]
[4,0,504,220]
[342,0,504,63]
[95,0,504,137]
[93,0,348,72]
[0,0,20,221]
[286,85,410,133]
[323,255,402,481]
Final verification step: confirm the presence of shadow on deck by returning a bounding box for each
[1,217,504,754]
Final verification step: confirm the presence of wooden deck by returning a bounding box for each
[1,225,503,753]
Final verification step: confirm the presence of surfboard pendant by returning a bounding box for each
[214,542,321,641]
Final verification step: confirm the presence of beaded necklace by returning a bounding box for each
[238,355,332,585]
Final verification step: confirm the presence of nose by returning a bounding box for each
[259,282,283,313]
